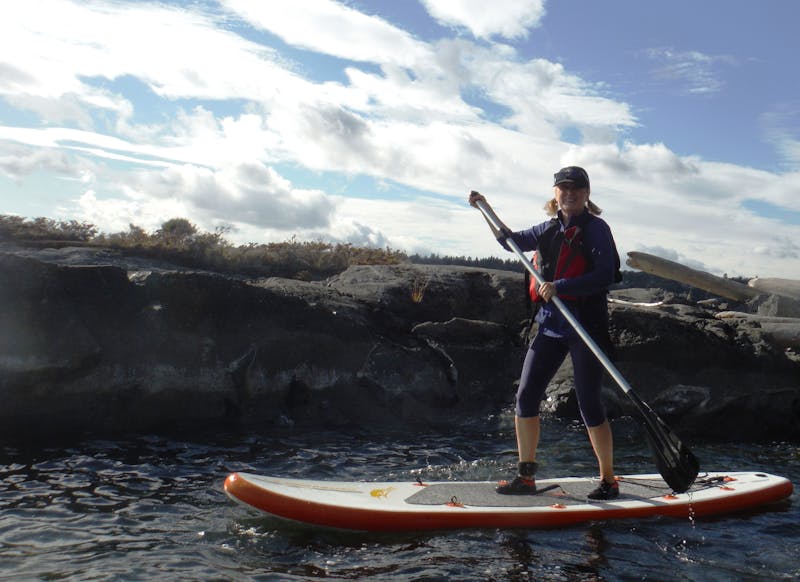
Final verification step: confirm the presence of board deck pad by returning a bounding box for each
[406,477,672,507]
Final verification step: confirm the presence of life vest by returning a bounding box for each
[528,215,621,303]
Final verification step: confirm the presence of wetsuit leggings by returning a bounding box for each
[515,330,607,427]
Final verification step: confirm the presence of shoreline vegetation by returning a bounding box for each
[0,214,758,297]
[0,214,752,296]
[0,214,525,279]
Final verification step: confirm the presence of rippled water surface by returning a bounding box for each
[1,418,798,580]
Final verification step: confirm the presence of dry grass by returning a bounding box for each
[410,275,429,303]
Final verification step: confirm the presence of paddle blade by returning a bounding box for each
[628,391,700,493]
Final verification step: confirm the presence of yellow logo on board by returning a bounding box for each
[370,487,395,498]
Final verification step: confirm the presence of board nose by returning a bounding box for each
[224,473,239,492]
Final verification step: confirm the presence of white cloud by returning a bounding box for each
[74,189,190,235]
[420,0,546,40]
[0,0,300,110]
[0,141,88,181]
[462,47,637,134]
[66,159,341,246]
[645,47,737,96]
[760,105,800,170]
[127,161,337,230]
[0,0,634,187]
[222,0,432,68]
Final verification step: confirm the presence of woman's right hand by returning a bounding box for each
[468,190,486,207]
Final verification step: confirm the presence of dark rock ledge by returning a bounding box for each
[1,244,798,442]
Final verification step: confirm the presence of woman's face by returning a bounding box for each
[554,183,589,215]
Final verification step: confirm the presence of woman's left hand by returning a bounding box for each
[468,190,486,207]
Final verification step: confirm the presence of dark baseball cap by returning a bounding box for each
[553,166,590,189]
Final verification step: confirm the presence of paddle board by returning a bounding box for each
[224,471,792,532]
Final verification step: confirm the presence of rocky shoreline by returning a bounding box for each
[1,243,798,442]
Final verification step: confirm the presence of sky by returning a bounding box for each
[2,0,799,279]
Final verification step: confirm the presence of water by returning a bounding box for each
[1,417,798,581]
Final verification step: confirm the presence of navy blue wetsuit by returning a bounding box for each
[504,210,617,427]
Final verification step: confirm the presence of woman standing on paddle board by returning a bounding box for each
[469,166,621,500]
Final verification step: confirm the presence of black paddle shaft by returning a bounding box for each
[473,199,699,492]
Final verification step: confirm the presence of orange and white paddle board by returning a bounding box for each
[224,471,792,532]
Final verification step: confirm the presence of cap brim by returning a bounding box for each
[554,179,585,186]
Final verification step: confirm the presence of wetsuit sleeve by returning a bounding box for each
[553,219,616,296]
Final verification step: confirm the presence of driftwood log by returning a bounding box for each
[625,251,760,301]
[748,277,800,301]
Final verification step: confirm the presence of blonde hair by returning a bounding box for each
[544,198,602,216]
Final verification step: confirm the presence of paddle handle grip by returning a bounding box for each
[473,199,633,395]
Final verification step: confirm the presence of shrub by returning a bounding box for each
[0,215,97,242]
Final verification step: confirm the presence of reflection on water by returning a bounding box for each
[0,419,798,580]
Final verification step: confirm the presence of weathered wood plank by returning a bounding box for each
[625,251,761,301]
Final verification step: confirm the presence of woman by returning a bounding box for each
[469,166,620,501]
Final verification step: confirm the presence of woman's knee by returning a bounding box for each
[515,395,541,417]
[581,406,607,428]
